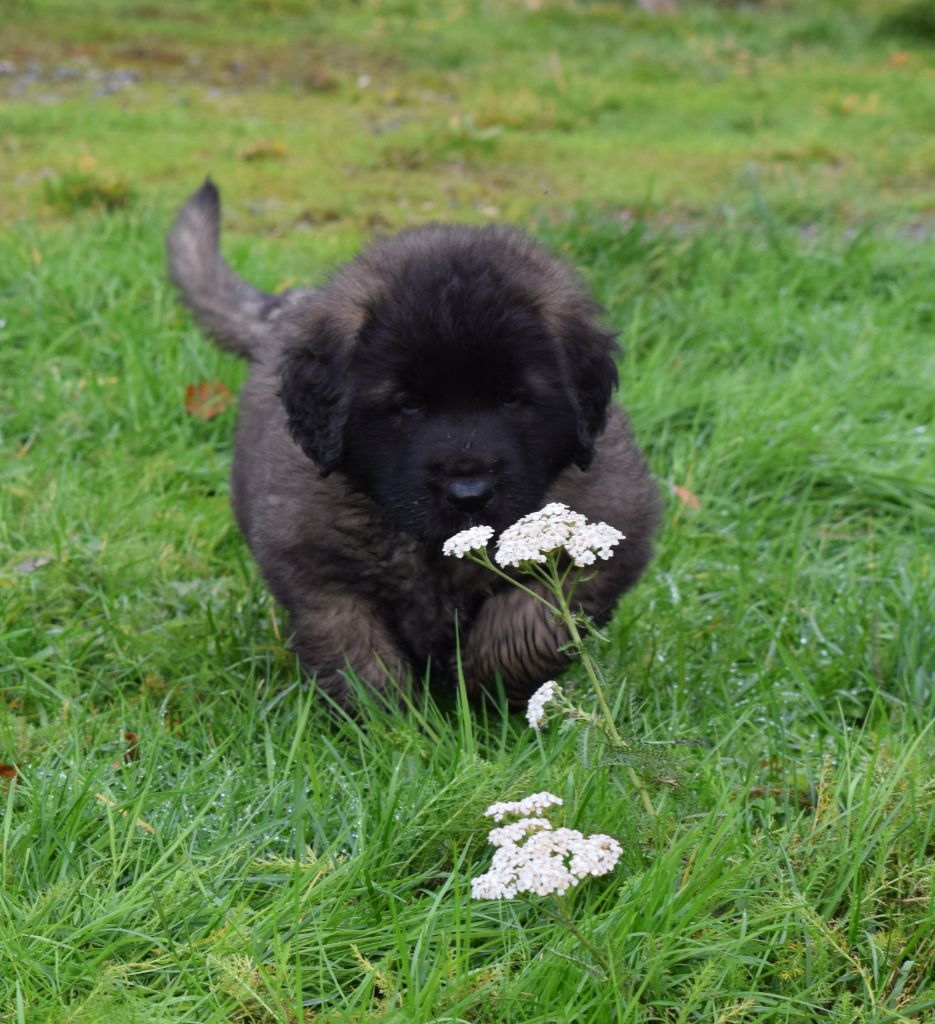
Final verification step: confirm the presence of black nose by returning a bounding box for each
[445,475,495,511]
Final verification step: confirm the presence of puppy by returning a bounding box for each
[168,180,660,708]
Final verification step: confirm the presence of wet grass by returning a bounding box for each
[2,0,935,235]
[2,1,934,1021]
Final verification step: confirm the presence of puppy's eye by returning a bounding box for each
[499,391,527,408]
[397,396,425,415]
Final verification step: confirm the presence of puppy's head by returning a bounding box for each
[279,225,618,540]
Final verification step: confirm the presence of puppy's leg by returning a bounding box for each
[288,592,410,708]
[460,565,637,707]
[459,585,572,707]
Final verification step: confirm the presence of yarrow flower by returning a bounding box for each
[564,521,625,567]
[483,791,564,822]
[494,503,586,567]
[441,525,494,558]
[471,795,623,900]
[526,680,561,730]
[487,817,553,847]
[492,502,625,568]
[442,504,624,568]
[442,500,657,823]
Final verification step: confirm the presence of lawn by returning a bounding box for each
[1,1,934,1021]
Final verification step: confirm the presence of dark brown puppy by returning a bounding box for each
[167,180,660,708]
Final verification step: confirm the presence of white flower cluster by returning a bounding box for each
[471,794,623,900]
[494,503,624,568]
[441,525,494,558]
[441,503,624,569]
[494,503,586,566]
[563,521,625,567]
[526,680,560,730]
[483,791,564,822]
[487,816,552,847]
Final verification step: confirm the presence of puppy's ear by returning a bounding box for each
[279,317,352,476]
[565,314,619,470]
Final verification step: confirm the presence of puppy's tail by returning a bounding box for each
[167,179,313,361]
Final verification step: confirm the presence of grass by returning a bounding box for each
[2,0,935,232]
[2,1,934,1021]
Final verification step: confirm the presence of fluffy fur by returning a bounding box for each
[167,180,660,707]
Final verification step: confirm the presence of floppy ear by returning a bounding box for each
[278,317,352,476]
[564,313,619,470]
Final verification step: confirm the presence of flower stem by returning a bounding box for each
[547,562,657,820]
[468,552,563,617]
[546,895,609,974]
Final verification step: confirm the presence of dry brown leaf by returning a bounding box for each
[112,731,140,768]
[184,381,234,420]
[672,484,701,510]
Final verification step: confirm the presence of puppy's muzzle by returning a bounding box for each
[445,475,496,512]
